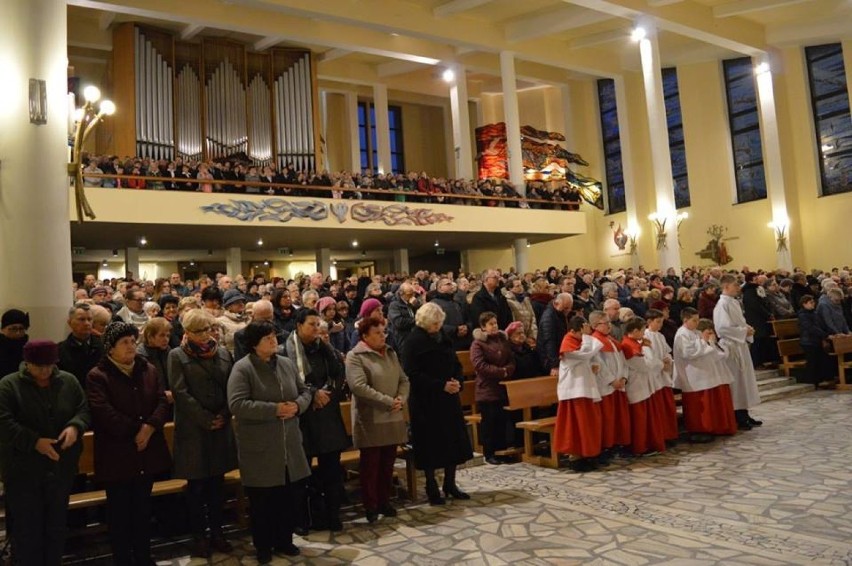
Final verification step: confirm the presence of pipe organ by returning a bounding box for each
[111,23,320,169]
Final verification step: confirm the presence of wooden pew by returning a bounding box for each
[830,335,852,391]
[457,350,475,380]
[771,318,800,339]
[777,338,807,377]
[458,380,482,453]
[501,376,559,468]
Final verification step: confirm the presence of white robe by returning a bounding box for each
[623,344,662,404]
[592,334,626,397]
[644,329,673,390]
[713,295,761,410]
[557,335,603,402]
[673,326,734,392]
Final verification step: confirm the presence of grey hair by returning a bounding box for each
[415,302,447,329]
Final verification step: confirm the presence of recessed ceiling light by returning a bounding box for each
[139,236,147,246]
[442,68,455,83]
[257,238,264,247]
[351,240,358,248]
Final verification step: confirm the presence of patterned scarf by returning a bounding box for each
[182,338,218,359]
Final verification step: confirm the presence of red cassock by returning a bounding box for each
[651,387,679,441]
[682,384,738,436]
[621,337,666,455]
[554,398,602,458]
[601,391,631,449]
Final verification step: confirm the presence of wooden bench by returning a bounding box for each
[777,338,807,377]
[830,335,852,391]
[457,350,475,380]
[771,318,800,339]
[457,380,482,453]
[501,376,559,468]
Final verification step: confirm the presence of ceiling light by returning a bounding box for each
[101,259,108,267]
[434,240,440,247]
[631,27,646,42]
[112,249,118,257]
[208,249,213,256]
[333,259,338,265]
[289,250,294,257]
[442,68,455,83]
[263,260,269,266]
[361,250,367,257]
[139,236,147,246]
[189,260,195,266]
[351,240,358,248]
[257,238,264,247]
[526,242,531,248]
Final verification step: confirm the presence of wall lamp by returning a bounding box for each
[648,210,688,250]
[624,226,640,255]
[768,219,789,252]
[69,85,115,222]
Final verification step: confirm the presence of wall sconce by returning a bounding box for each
[624,226,640,255]
[676,211,688,249]
[69,85,115,222]
[768,219,789,252]
[648,211,687,250]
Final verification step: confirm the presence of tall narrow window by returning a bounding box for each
[805,43,852,196]
[723,57,767,203]
[357,101,405,174]
[597,79,626,214]
[662,68,690,209]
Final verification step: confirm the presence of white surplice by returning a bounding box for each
[713,294,761,410]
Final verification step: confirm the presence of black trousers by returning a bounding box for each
[477,401,512,458]
[245,481,299,553]
[104,477,154,566]
[803,344,834,384]
[298,451,343,527]
[186,475,225,538]
[5,474,73,566]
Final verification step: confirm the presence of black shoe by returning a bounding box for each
[425,480,445,505]
[365,509,379,523]
[328,518,344,532]
[747,417,763,426]
[274,543,300,557]
[191,536,210,558]
[485,457,503,465]
[569,458,597,473]
[256,549,273,564]
[443,484,471,500]
[379,503,398,517]
[737,422,753,431]
[293,525,310,537]
[688,433,714,444]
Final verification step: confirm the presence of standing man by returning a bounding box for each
[388,282,421,357]
[470,270,512,331]
[714,274,762,430]
[58,304,104,388]
[0,340,91,565]
[537,293,573,376]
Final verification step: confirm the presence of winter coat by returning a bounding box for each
[216,311,248,355]
[387,295,418,356]
[536,302,568,372]
[86,356,172,483]
[697,291,719,320]
[511,342,545,379]
[344,341,410,449]
[273,308,298,340]
[742,283,773,338]
[798,309,828,348]
[430,293,472,351]
[288,339,349,457]
[0,367,90,485]
[816,295,850,335]
[0,335,27,379]
[470,329,515,403]
[766,291,795,319]
[400,326,472,470]
[167,347,237,480]
[58,333,104,388]
[227,354,313,487]
[137,343,170,391]
[503,290,538,341]
[470,286,513,331]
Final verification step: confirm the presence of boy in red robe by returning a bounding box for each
[589,310,631,461]
[621,318,667,456]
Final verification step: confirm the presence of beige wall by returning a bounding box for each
[399,102,448,176]
[324,92,349,172]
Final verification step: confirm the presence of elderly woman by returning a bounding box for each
[471,311,516,466]
[228,321,312,563]
[400,303,472,505]
[86,322,172,566]
[345,317,410,523]
[137,317,173,404]
[168,309,237,557]
[0,341,90,565]
[301,290,320,311]
[218,289,248,355]
[286,309,349,532]
[158,295,182,348]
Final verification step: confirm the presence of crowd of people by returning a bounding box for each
[80,154,584,210]
[1,263,851,564]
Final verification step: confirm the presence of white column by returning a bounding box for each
[0,0,72,340]
[638,32,681,271]
[344,91,361,172]
[500,51,526,195]
[372,84,392,174]
[392,248,410,275]
[315,247,332,277]
[613,77,642,270]
[559,85,575,152]
[226,247,242,279]
[513,239,529,274]
[754,55,793,271]
[124,247,140,281]
[449,65,474,179]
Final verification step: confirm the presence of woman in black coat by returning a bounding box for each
[285,308,349,532]
[742,275,777,367]
[400,303,473,505]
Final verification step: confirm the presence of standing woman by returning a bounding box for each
[345,317,410,523]
[137,318,174,406]
[228,321,313,564]
[86,322,172,566]
[470,312,516,466]
[168,309,237,557]
[400,303,472,505]
[286,308,349,532]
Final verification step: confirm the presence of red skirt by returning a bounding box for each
[682,384,737,436]
[601,390,631,449]
[652,387,679,440]
[554,398,602,458]
[629,398,667,455]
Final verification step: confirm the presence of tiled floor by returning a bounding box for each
[84,391,852,565]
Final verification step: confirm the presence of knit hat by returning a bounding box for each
[1,309,30,329]
[102,321,139,353]
[316,296,337,314]
[223,289,246,308]
[22,340,59,365]
[359,298,383,319]
[90,286,109,298]
[505,321,524,337]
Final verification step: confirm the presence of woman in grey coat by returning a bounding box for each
[345,316,409,524]
[167,309,237,557]
[228,321,313,565]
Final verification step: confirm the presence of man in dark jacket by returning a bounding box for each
[470,270,512,331]
[536,293,572,376]
[387,282,421,358]
[0,309,30,378]
[430,279,472,351]
[58,304,105,388]
[0,340,91,565]
[742,274,777,367]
